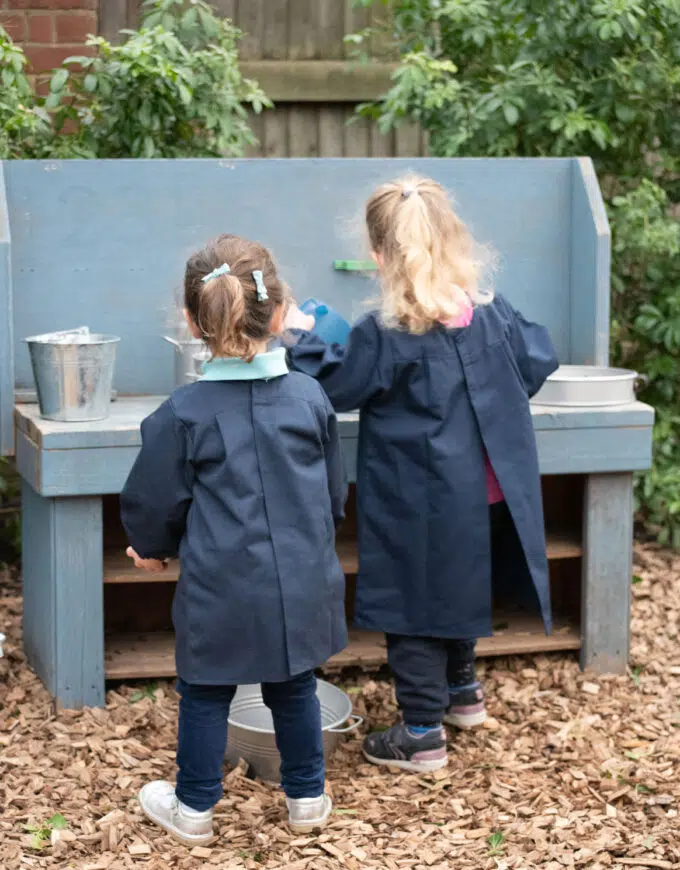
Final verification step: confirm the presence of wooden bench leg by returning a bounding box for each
[21,481,105,708]
[581,472,633,675]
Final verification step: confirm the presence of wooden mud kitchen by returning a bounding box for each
[0,158,654,708]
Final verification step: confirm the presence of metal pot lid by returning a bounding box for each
[546,365,637,382]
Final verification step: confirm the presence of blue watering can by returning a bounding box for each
[299,298,351,346]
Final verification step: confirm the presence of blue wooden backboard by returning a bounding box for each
[0,157,610,455]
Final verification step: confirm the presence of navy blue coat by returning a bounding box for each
[288,295,558,640]
[120,349,348,685]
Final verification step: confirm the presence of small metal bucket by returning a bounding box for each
[25,328,120,422]
[226,680,362,783]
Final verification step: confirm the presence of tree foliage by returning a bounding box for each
[353,0,680,544]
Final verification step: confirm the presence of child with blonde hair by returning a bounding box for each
[121,234,347,843]
[286,175,558,771]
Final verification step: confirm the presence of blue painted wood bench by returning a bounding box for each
[0,157,654,707]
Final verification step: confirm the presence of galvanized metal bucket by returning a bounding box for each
[25,328,120,422]
[226,680,362,783]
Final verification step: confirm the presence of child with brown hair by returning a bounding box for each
[121,234,347,844]
[286,174,558,772]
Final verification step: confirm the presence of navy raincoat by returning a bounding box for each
[120,348,348,685]
[288,295,558,640]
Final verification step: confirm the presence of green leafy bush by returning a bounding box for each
[48,0,270,158]
[0,27,54,158]
[0,0,269,161]
[353,0,680,544]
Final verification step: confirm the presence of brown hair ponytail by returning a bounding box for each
[184,234,287,362]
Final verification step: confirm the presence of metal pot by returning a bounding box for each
[163,336,208,388]
[225,680,362,783]
[531,365,646,407]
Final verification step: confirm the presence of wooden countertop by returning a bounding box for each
[15,396,654,451]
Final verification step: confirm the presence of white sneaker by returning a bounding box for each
[286,794,333,833]
[139,781,214,846]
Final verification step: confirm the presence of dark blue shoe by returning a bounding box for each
[362,723,447,773]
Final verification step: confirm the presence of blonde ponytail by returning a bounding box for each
[366,174,493,334]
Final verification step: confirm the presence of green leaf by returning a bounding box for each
[631,575,643,585]
[50,68,69,93]
[44,92,61,111]
[488,831,505,852]
[84,74,97,92]
[48,814,67,830]
[503,104,519,125]
[29,832,46,851]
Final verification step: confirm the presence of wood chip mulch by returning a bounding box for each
[1,542,679,870]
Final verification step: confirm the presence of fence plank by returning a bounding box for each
[288,106,319,157]
[317,0,346,59]
[288,0,318,60]
[318,108,346,157]
[262,110,289,158]
[213,0,237,21]
[369,0,395,59]
[98,0,129,43]
[245,112,265,157]
[370,122,395,158]
[395,122,423,157]
[344,0,369,59]
[344,107,370,157]
[239,61,397,102]
[262,0,288,60]
[127,0,141,28]
[236,0,264,59]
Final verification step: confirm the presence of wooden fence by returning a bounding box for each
[98,0,426,158]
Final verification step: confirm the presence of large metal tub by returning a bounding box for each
[531,365,641,407]
[226,679,362,783]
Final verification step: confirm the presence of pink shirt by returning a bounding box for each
[443,302,505,505]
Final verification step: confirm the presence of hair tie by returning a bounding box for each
[202,262,231,283]
[252,270,269,302]
[402,187,416,199]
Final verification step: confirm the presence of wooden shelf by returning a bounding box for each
[105,632,177,680]
[103,532,576,585]
[104,551,180,584]
[546,534,582,560]
[104,614,580,681]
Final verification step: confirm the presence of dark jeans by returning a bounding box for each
[386,634,477,726]
[175,671,325,812]
[387,502,536,726]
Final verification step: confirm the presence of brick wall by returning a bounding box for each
[0,0,98,77]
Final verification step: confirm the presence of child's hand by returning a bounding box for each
[284,305,315,332]
[126,546,168,574]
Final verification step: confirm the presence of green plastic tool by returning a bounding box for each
[332,259,378,271]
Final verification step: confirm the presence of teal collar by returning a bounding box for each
[200,347,288,382]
